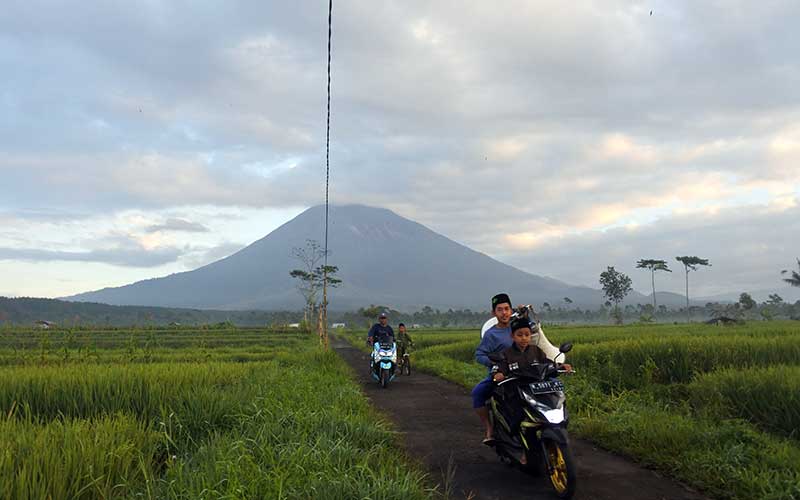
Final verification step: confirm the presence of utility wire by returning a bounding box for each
[324,0,332,268]
[322,0,333,349]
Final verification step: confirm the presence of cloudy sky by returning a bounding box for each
[1,1,799,301]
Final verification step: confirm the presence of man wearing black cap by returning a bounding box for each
[367,311,395,345]
[471,293,564,445]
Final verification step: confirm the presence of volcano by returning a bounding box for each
[66,204,641,311]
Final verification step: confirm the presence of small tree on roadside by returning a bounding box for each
[675,256,711,322]
[290,240,326,326]
[636,259,672,310]
[599,266,633,325]
[289,240,341,331]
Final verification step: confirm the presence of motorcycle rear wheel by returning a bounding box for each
[544,439,576,499]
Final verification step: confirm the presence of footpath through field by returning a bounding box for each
[332,336,708,500]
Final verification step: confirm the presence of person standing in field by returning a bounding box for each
[471,293,567,445]
[367,311,395,345]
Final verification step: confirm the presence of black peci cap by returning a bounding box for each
[492,293,512,311]
[510,316,532,333]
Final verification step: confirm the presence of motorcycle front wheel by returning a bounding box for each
[380,368,389,388]
[403,356,411,375]
[544,439,576,499]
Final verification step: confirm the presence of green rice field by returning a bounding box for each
[6,321,800,499]
[344,321,800,500]
[0,326,431,499]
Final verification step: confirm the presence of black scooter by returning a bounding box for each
[487,341,577,499]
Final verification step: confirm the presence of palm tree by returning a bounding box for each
[675,256,711,322]
[783,258,800,287]
[636,259,672,310]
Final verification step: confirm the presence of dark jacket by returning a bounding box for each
[491,343,548,377]
[367,323,395,344]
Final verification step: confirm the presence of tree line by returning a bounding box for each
[599,256,800,324]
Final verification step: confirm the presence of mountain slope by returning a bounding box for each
[67,205,650,311]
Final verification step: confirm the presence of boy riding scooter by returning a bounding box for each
[472,293,571,445]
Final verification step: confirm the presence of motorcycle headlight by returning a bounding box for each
[521,389,565,411]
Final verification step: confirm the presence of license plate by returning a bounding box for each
[529,380,564,394]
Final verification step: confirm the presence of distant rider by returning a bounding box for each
[396,322,414,359]
[367,311,395,345]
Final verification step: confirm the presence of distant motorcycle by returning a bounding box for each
[371,341,397,388]
[487,307,577,498]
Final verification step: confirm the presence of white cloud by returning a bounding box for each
[1,1,799,297]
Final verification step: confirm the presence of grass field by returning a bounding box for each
[344,321,800,500]
[0,326,432,499]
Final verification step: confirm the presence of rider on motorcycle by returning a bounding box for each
[396,323,414,359]
[472,293,570,445]
[367,311,395,345]
[490,316,549,383]
[490,316,550,464]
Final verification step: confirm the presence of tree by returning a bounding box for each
[289,240,341,330]
[739,292,756,312]
[636,259,672,310]
[711,302,743,322]
[599,267,633,324]
[359,304,384,327]
[290,240,326,325]
[675,256,711,322]
[315,265,342,304]
[767,293,784,305]
[782,258,800,287]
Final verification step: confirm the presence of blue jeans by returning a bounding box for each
[471,376,494,409]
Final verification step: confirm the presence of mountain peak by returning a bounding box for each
[66,204,615,311]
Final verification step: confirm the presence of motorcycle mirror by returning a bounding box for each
[559,342,573,354]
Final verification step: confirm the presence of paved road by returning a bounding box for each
[332,336,708,500]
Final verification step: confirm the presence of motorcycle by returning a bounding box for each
[371,340,397,388]
[486,307,577,498]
